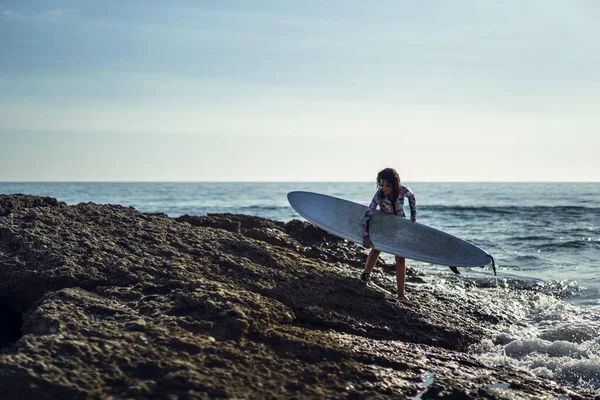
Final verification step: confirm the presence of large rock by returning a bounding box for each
[0,195,592,399]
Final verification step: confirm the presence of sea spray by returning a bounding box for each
[448,276,600,393]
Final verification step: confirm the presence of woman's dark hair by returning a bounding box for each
[377,168,401,200]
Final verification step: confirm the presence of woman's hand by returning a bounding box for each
[362,236,372,248]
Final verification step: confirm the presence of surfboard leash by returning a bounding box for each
[486,254,497,276]
[449,259,495,276]
[449,266,460,275]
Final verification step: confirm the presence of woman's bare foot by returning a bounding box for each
[397,293,412,303]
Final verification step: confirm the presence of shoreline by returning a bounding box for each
[0,194,596,398]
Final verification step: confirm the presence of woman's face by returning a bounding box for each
[380,179,393,196]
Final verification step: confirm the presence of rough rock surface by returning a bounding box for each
[0,194,593,399]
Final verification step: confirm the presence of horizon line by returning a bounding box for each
[1,180,600,184]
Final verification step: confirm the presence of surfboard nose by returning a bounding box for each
[288,191,319,208]
[288,191,325,217]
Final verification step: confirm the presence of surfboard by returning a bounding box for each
[287,191,493,270]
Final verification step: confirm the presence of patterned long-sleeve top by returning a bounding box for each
[361,186,416,237]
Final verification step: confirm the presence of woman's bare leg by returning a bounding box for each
[395,255,407,299]
[363,249,381,275]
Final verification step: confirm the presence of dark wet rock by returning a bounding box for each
[177,213,243,234]
[0,194,594,399]
[176,213,285,235]
[284,219,342,246]
[0,194,66,217]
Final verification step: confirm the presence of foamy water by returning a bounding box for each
[475,292,600,393]
[410,269,600,394]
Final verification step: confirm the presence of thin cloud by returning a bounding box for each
[39,9,76,22]
[1,10,24,20]
[0,8,75,22]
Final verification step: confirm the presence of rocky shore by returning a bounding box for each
[0,194,593,399]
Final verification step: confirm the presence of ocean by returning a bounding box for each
[1,181,599,392]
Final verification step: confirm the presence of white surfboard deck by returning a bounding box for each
[287,191,491,268]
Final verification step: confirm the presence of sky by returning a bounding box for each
[1,1,599,182]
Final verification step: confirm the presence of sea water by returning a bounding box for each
[1,182,599,392]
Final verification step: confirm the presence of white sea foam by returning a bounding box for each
[397,267,600,394]
[460,282,600,394]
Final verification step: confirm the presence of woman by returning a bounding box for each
[361,168,416,302]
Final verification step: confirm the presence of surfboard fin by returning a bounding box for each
[449,266,460,274]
